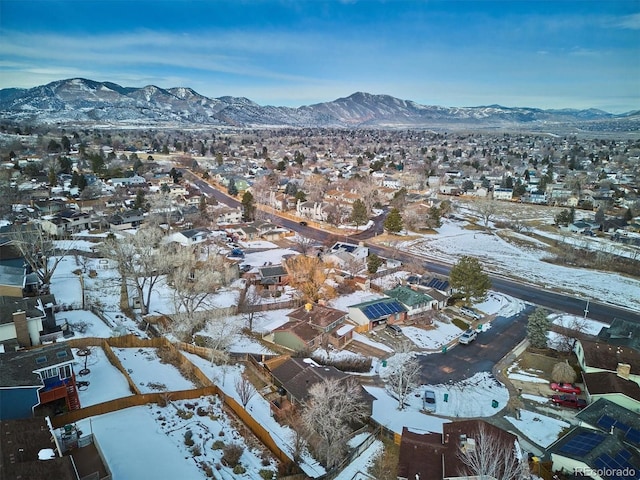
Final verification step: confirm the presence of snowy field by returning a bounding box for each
[400,219,640,310]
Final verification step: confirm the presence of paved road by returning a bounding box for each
[418,305,535,384]
[187,172,640,382]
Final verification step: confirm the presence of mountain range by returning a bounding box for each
[1,78,638,131]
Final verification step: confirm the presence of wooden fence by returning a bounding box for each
[57,335,297,472]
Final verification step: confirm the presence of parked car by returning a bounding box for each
[458,329,478,345]
[460,306,482,320]
[551,394,587,410]
[386,324,403,336]
[227,248,244,258]
[424,390,436,412]
[298,221,308,226]
[550,383,581,395]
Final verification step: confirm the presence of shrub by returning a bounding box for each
[259,469,275,480]
[191,444,201,456]
[184,429,194,447]
[211,440,225,450]
[233,464,246,474]
[222,443,244,467]
[452,317,469,331]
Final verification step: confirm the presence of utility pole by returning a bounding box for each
[583,298,589,319]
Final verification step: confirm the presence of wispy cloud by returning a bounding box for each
[612,12,640,30]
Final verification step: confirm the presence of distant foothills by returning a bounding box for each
[1,77,638,132]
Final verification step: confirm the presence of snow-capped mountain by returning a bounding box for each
[1,78,637,131]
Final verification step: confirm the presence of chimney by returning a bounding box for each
[616,363,631,380]
[13,311,31,347]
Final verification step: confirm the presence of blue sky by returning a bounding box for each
[1,1,638,112]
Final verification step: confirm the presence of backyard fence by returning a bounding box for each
[55,335,298,472]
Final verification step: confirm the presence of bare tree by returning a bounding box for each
[234,375,257,407]
[458,422,529,480]
[237,285,264,332]
[9,224,74,288]
[475,199,497,227]
[292,234,315,255]
[170,248,229,317]
[100,227,171,315]
[301,378,368,468]
[383,346,421,410]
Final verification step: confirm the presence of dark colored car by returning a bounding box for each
[299,221,308,226]
[550,383,581,395]
[551,394,587,410]
[386,324,403,336]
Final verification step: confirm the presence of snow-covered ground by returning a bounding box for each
[41,225,631,478]
[399,219,640,310]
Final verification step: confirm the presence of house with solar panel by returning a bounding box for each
[347,297,407,332]
[384,285,438,317]
[0,344,80,420]
[547,398,640,478]
[323,241,369,272]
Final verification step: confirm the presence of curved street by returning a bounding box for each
[187,171,640,383]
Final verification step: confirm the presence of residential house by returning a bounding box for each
[397,420,521,480]
[568,220,600,234]
[0,265,28,297]
[108,175,147,187]
[582,370,640,412]
[574,339,640,386]
[323,242,369,273]
[296,200,328,222]
[0,344,80,420]
[0,417,76,480]
[213,206,243,224]
[348,298,407,332]
[267,357,373,418]
[108,209,145,231]
[597,318,640,351]
[384,285,437,316]
[493,188,514,201]
[268,304,351,351]
[166,227,213,247]
[38,209,93,236]
[0,295,60,349]
[547,424,640,479]
[256,264,289,294]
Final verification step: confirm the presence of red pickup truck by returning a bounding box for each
[551,394,587,410]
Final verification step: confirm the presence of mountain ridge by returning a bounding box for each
[1,78,637,131]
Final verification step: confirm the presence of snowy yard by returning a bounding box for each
[400,218,640,310]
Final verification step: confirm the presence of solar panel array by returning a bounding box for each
[559,431,606,456]
[425,278,449,291]
[625,428,640,447]
[594,450,637,480]
[598,415,627,431]
[597,415,640,448]
[361,300,405,320]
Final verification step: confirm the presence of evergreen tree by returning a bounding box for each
[527,307,550,349]
[350,199,368,229]
[294,190,307,202]
[241,191,255,222]
[134,189,147,212]
[449,256,491,305]
[199,196,208,217]
[367,253,383,274]
[227,178,238,196]
[383,208,403,234]
[77,174,87,191]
